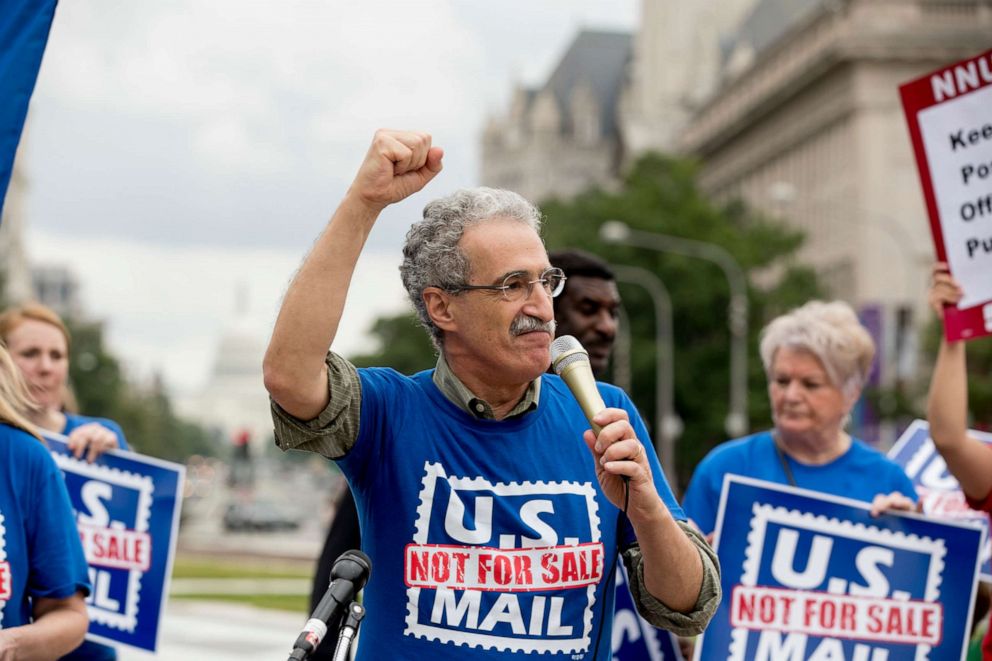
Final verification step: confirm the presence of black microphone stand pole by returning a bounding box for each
[331,602,365,661]
[286,550,371,661]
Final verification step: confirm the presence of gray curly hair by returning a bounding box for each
[400,187,543,349]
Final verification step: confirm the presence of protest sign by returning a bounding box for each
[45,433,184,653]
[695,475,982,661]
[888,419,992,581]
[613,565,683,660]
[900,48,992,341]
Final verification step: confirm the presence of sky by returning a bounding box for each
[19,0,638,394]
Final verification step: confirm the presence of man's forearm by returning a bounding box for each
[623,522,720,636]
[264,193,382,420]
[630,505,704,613]
[264,130,443,421]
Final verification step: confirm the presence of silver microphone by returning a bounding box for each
[550,335,606,435]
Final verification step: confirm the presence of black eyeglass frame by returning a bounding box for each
[445,267,567,301]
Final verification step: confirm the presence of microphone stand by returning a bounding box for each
[331,602,365,661]
[286,550,371,661]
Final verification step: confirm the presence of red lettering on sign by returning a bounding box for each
[0,561,11,600]
[404,543,605,592]
[77,524,152,571]
[730,585,942,645]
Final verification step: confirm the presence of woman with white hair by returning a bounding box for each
[682,300,917,537]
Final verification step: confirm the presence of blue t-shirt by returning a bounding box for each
[0,423,90,630]
[61,413,127,661]
[682,430,918,535]
[338,369,684,661]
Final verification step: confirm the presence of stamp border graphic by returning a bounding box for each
[405,461,603,654]
[0,512,6,627]
[727,502,946,661]
[52,454,154,633]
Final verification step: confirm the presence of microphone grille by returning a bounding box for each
[550,335,590,376]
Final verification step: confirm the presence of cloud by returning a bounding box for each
[25,228,410,393]
[17,1,637,401]
[26,0,635,249]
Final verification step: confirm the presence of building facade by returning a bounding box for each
[618,0,759,157]
[481,31,631,203]
[680,0,992,389]
[0,144,34,304]
[176,294,274,457]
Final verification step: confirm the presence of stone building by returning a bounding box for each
[480,30,632,203]
[0,145,34,304]
[618,0,759,157]
[30,264,82,318]
[1,143,82,316]
[679,0,992,388]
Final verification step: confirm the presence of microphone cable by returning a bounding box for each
[591,477,630,660]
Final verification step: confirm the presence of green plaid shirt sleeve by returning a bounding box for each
[621,520,721,636]
[270,351,361,459]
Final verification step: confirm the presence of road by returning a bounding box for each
[118,600,306,661]
[120,458,351,659]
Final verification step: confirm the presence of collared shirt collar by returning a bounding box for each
[432,353,541,419]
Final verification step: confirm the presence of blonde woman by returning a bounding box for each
[0,343,90,659]
[0,303,127,463]
[0,303,128,660]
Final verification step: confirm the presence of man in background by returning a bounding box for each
[548,248,621,378]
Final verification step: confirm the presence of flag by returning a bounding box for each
[0,0,58,220]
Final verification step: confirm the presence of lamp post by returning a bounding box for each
[612,305,632,393]
[611,264,682,489]
[600,220,749,437]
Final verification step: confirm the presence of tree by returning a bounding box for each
[921,321,992,431]
[349,312,436,373]
[65,317,217,462]
[540,153,825,491]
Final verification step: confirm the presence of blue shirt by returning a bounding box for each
[0,423,90,629]
[339,368,685,661]
[682,430,918,536]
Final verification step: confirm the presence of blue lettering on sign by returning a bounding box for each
[612,566,682,660]
[697,476,982,661]
[888,421,992,580]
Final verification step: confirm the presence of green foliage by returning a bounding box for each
[171,593,308,613]
[348,311,436,374]
[541,153,825,491]
[968,339,992,427]
[172,554,310,579]
[921,319,992,429]
[65,318,217,462]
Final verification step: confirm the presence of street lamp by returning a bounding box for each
[600,220,749,437]
[611,264,682,489]
[612,305,632,393]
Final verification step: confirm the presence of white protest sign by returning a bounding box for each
[901,49,992,340]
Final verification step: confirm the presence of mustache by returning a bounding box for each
[510,315,556,336]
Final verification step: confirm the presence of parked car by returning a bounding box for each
[223,500,301,532]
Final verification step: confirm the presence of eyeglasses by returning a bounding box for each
[447,267,567,302]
